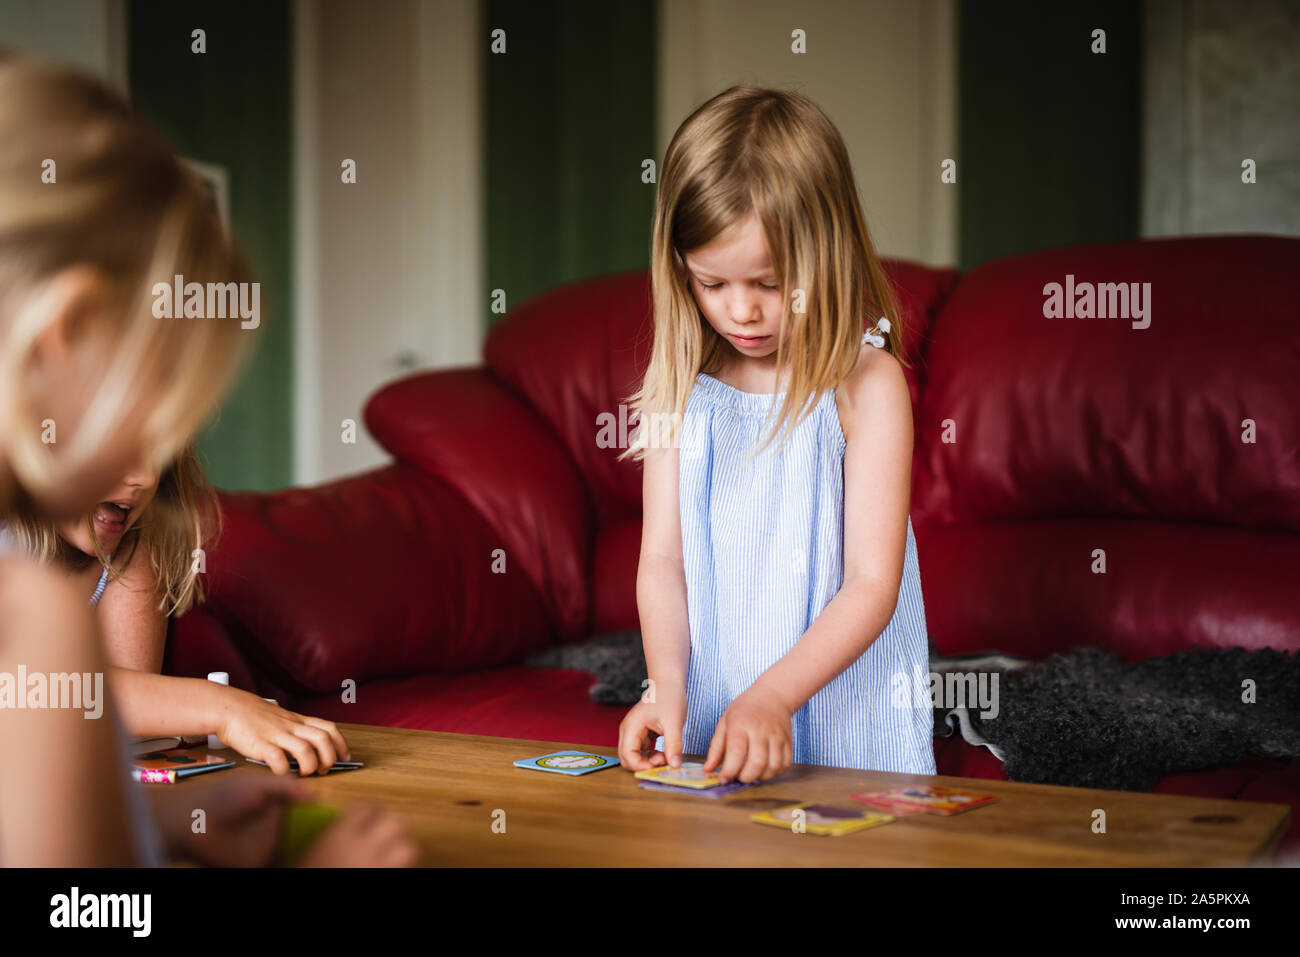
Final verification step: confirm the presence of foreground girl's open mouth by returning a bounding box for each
[92,501,131,533]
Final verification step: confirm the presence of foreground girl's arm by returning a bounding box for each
[0,559,140,865]
[618,441,691,770]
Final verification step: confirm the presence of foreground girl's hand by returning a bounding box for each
[703,687,794,784]
[156,775,310,867]
[213,687,351,776]
[297,801,421,867]
[618,687,687,771]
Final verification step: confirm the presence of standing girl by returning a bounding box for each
[617,86,935,782]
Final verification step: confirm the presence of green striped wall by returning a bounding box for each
[128,0,294,491]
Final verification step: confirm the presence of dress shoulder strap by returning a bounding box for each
[89,564,109,607]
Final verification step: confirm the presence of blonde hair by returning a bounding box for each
[619,85,905,463]
[0,53,250,517]
[5,445,220,616]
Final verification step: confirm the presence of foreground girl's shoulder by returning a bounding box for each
[834,343,911,447]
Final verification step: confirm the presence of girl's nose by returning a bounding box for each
[728,288,762,323]
[124,459,160,489]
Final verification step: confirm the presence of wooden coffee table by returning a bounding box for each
[218,723,1291,866]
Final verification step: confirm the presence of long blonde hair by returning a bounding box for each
[4,445,220,616]
[619,85,905,463]
[0,54,249,526]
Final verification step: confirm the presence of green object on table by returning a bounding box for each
[281,803,340,865]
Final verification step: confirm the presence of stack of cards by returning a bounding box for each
[132,749,236,783]
[851,785,998,816]
[751,802,895,836]
[634,762,756,798]
[514,750,621,775]
[246,758,365,774]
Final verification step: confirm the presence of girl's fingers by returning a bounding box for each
[702,719,727,773]
[254,742,292,776]
[276,731,319,777]
[738,735,767,784]
[717,730,749,784]
[291,723,338,772]
[759,738,780,780]
[618,718,653,769]
[662,724,684,769]
[300,715,350,761]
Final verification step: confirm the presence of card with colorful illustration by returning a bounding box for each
[513,750,620,775]
[851,785,998,815]
[632,761,726,789]
[246,758,365,774]
[132,749,237,783]
[751,802,895,836]
[638,778,755,798]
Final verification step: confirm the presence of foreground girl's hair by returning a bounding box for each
[0,52,250,514]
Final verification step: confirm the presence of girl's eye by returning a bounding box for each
[698,280,779,291]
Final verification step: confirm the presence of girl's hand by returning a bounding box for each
[159,775,310,867]
[297,801,421,868]
[212,687,351,776]
[703,688,793,784]
[617,687,686,771]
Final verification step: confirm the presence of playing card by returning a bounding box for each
[246,758,365,773]
[751,802,895,836]
[851,785,998,815]
[633,761,725,789]
[513,750,620,775]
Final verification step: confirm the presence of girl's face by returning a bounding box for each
[57,457,160,558]
[682,211,784,365]
[10,266,173,522]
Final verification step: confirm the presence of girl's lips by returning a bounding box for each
[730,334,770,346]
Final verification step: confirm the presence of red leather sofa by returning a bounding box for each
[166,235,1300,856]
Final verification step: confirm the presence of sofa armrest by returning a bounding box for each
[365,367,594,642]
[178,464,560,696]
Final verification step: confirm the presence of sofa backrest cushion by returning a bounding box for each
[481,261,959,532]
[198,465,559,694]
[913,236,1300,532]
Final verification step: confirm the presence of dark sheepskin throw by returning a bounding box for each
[528,633,1300,791]
[963,645,1300,791]
[526,630,648,706]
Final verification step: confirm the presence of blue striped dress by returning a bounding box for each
[670,335,937,774]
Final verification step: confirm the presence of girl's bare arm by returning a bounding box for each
[637,440,691,694]
[0,558,139,865]
[94,542,351,774]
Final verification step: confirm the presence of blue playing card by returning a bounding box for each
[513,750,621,775]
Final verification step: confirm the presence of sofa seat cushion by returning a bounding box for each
[285,667,625,747]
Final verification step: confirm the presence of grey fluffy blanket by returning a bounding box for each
[957,645,1300,791]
